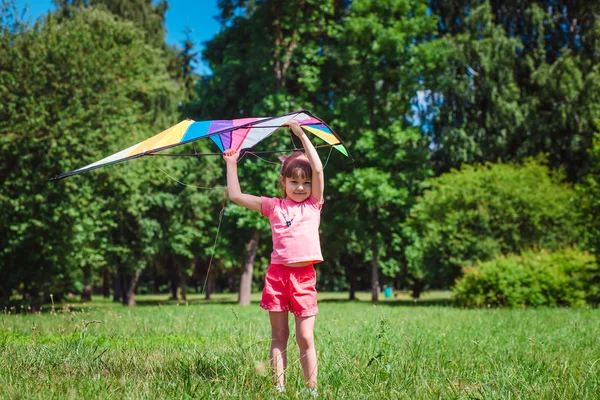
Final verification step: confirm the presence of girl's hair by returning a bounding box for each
[280,151,312,179]
[278,152,312,196]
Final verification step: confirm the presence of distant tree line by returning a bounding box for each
[1,0,598,306]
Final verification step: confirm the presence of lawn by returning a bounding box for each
[1,292,598,399]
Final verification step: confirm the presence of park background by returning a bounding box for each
[1,0,600,307]
[1,1,600,398]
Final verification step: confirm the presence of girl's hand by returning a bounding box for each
[284,120,305,138]
[223,149,239,163]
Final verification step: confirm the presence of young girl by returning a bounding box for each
[223,120,324,395]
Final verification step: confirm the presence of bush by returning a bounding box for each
[404,159,584,292]
[578,134,600,260]
[453,248,599,307]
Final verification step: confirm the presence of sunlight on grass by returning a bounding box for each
[1,292,598,399]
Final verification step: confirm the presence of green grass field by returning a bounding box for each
[1,292,598,399]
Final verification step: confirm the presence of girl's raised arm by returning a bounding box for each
[284,120,324,203]
[223,149,262,212]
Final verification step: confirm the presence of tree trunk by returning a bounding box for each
[123,269,142,306]
[239,229,259,305]
[349,272,356,300]
[169,256,179,300]
[152,262,160,294]
[119,272,128,305]
[180,272,188,301]
[411,279,425,299]
[112,272,122,303]
[346,259,356,300]
[103,268,110,298]
[371,243,379,302]
[205,277,213,300]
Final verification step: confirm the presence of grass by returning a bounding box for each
[1,291,598,399]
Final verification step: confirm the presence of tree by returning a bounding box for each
[54,0,169,48]
[0,4,181,304]
[326,0,436,301]
[428,1,600,182]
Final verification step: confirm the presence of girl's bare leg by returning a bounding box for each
[269,311,290,387]
[295,315,317,388]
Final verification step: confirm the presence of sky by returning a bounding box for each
[14,0,222,74]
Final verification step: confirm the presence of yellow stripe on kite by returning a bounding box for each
[302,125,340,145]
[127,120,195,157]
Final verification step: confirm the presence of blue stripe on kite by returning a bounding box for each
[307,124,332,133]
[181,121,213,142]
[210,136,224,152]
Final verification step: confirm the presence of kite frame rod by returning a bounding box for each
[146,145,334,157]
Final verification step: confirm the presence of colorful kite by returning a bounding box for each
[50,110,348,181]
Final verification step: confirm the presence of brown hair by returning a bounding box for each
[278,152,312,196]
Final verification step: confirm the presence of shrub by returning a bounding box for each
[453,248,599,307]
[404,159,584,292]
[578,134,600,261]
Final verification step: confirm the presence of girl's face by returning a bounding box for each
[281,175,312,203]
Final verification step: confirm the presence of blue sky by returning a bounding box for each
[14,0,221,74]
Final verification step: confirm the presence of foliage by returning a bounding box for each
[404,160,583,290]
[453,248,600,307]
[324,0,437,299]
[578,134,600,261]
[428,1,600,182]
[54,0,169,49]
[1,0,600,303]
[0,4,181,301]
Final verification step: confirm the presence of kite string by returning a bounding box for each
[323,145,334,169]
[150,160,223,190]
[244,151,280,165]
[149,158,226,296]
[244,145,335,168]
[289,129,300,151]
[201,188,227,295]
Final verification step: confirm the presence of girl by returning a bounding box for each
[223,120,324,396]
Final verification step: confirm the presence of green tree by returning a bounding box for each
[56,0,199,102]
[54,0,169,48]
[428,1,600,182]
[427,2,524,174]
[0,4,181,304]
[326,0,436,301]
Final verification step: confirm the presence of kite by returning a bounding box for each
[50,110,348,181]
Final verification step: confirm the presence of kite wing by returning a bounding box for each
[50,110,348,181]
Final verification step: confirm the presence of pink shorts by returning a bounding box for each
[260,264,318,317]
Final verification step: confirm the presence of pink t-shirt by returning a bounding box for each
[261,196,323,265]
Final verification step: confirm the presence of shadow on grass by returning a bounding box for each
[24,291,455,310]
[130,297,454,307]
[132,298,239,307]
[318,298,453,307]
